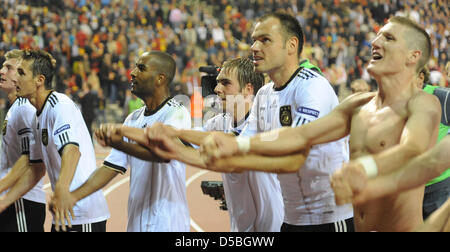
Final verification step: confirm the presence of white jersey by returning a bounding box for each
[245,67,353,226]
[0,98,45,204]
[104,98,190,232]
[29,91,110,225]
[205,113,284,232]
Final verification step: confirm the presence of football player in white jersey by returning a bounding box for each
[0,49,46,232]
[56,51,191,232]
[14,50,110,232]
[125,57,306,231]
[201,12,355,232]
[202,16,442,232]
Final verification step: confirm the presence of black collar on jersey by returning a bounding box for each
[233,110,250,128]
[11,97,23,106]
[144,97,172,117]
[36,90,54,116]
[299,59,324,76]
[273,67,303,92]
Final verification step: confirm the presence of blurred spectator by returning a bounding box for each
[122,89,144,121]
[0,0,447,122]
[417,67,431,89]
[446,62,450,86]
[96,87,107,125]
[428,59,447,87]
[79,82,99,140]
[350,79,372,94]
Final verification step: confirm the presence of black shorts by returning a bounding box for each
[281,218,355,232]
[423,177,450,219]
[0,198,46,232]
[51,220,107,232]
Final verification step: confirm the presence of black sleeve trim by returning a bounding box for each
[180,139,194,148]
[103,161,127,174]
[58,142,80,156]
[18,128,32,135]
[30,159,43,164]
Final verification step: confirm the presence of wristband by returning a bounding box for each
[357,155,378,178]
[236,136,250,153]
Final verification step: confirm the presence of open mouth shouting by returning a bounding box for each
[371,51,383,62]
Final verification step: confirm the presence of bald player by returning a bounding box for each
[56,51,191,232]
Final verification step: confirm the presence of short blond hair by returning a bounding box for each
[4,49,22,60]
[389,16,431,73]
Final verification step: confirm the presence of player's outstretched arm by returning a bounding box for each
[350,135,450,205]
[145,122,214,146]
[202,92,374,159]
[152,134,310,173]
[0,162,45,213]
[51,144,80,232]
[211,149,310,173]
[250,92,374,156]
[360,92,442,176]
[69,166,119,205]
[95,124,167,162]
[124,122,234,150]
[149,135,206,168]
[49,165,119,232]
[0,155,32,194]
[121,124,235,164]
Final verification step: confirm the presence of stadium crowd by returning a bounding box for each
[0,0,449,233]
[0,0,448,120]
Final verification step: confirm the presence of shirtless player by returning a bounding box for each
[200,16,441,232]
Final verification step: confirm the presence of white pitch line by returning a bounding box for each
[186,170,209,187]
[103,177,130,196]
[185,170,209,232]
[43,169,210,232]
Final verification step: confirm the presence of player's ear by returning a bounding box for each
[35,74,46,89]
[242,83,254,96]
[407,49,422,66]
[287,36,299,56]
[157,73,166,87]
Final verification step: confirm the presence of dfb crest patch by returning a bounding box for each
[42,129,48,146]
[2,120,7,136]
[279,105,292,126]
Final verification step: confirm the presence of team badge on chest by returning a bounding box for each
[42,129,48,146]
[279,105,292,126]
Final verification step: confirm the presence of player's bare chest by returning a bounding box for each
[350,106,407,155]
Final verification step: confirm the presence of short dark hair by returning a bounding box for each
[388,16,431,73]
[22,50,56,89]
[258,11,304,56]
[221,57,264,95]
[147,51,176,85]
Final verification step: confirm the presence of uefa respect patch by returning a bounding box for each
[54,124,70,135]
[297,106,320,118]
